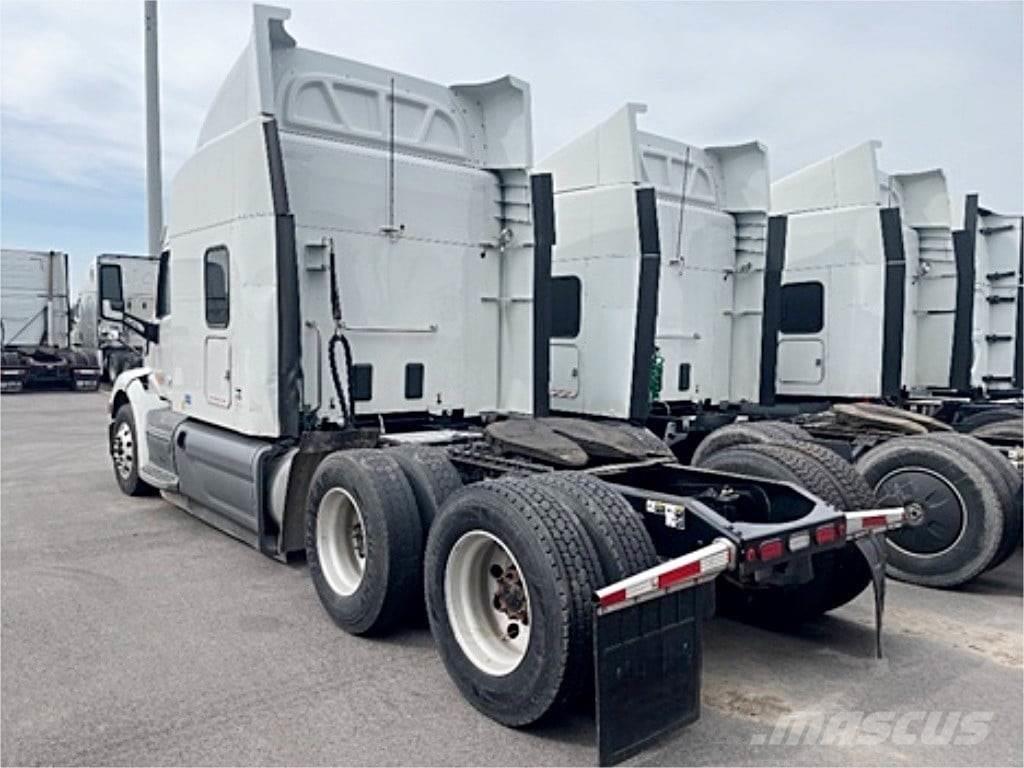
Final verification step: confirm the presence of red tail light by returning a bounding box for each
[815,524,838,545]
[758,538,784,561]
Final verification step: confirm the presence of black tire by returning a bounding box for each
[919,432,1022,570]
[425,478,601,726]
[856,437,1004,587]
[969,418,1023,442]
[533,471,658,583]
[110,404,154,496]
[776,440,878,511]
[758,420,814,441]
[702,443,872,622]
[700,443,847,508]
[387,445,463,531]
[690,422,783,466]
[957,408,1022,433]
[305,449,423,636]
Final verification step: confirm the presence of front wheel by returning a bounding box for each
[110,404,154,496]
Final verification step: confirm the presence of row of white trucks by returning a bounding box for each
[6,4,1020,764]
[0,252,157,390]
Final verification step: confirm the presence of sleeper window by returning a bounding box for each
[551,276,582,339]
[779,281,824,334]
[204,246,230,328]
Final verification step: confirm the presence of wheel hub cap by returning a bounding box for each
[316,488,366,597]
[877,468,965,556]
[445,530,532,676]
[112,422,134,480]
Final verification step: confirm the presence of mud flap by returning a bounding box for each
[854,532,887,659]
[594,582,713,766]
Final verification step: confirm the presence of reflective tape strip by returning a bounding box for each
[845,507,905,538]
[595,539,735,613]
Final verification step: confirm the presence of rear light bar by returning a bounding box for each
[595,539,736,613]
[845,507,906,539]
[741,536,790,564]
[814,523,838,545]
[758,538,784,561]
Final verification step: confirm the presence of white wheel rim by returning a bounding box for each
[316,488,366,597]
[445,530,531,676]
[112,421,134,480]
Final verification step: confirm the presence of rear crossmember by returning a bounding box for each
[591,505,904,766]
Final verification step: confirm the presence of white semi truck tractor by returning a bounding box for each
[770,140,1022,412]
[765,141,1022,587]
[537,115,1019,590]
[72,253,159,382]
[0,249,101,392]
[948,196,1022,434]
[535,105,903,615]
[105,7,906,764]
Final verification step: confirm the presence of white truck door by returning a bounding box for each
[551,342,580,399]
[204,337,232,407]
[778,339,825,384]
[202,246,232,408]
[776,279,826,385]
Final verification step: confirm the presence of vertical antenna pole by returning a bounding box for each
[673,147,691,264]
[388,77,396,233]
[144,0,164,258]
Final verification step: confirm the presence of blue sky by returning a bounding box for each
[2,0,1022,293]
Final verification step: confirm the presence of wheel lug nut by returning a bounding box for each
[489,564,503,579]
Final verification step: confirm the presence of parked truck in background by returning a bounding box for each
[1,249,101,393]
[72,253,159,382]
[768,143,1022,443]
[537,116,1020,590]
[771,140,1022,410]
[764,141,1022,587]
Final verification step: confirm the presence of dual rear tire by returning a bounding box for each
[856,434,1018,587]
[693,420,1022,590]
[696,438,876,624]
[306,451,657,726]
[424,473,657,726]
[305,450,424,636]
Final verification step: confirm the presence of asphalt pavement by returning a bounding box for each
[2,392,1021,766]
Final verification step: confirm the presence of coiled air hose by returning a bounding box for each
[327,239,356,428]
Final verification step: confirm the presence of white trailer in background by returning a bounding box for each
[104,7,905,764]
[0,249,100,392]
[72,254,159,382]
